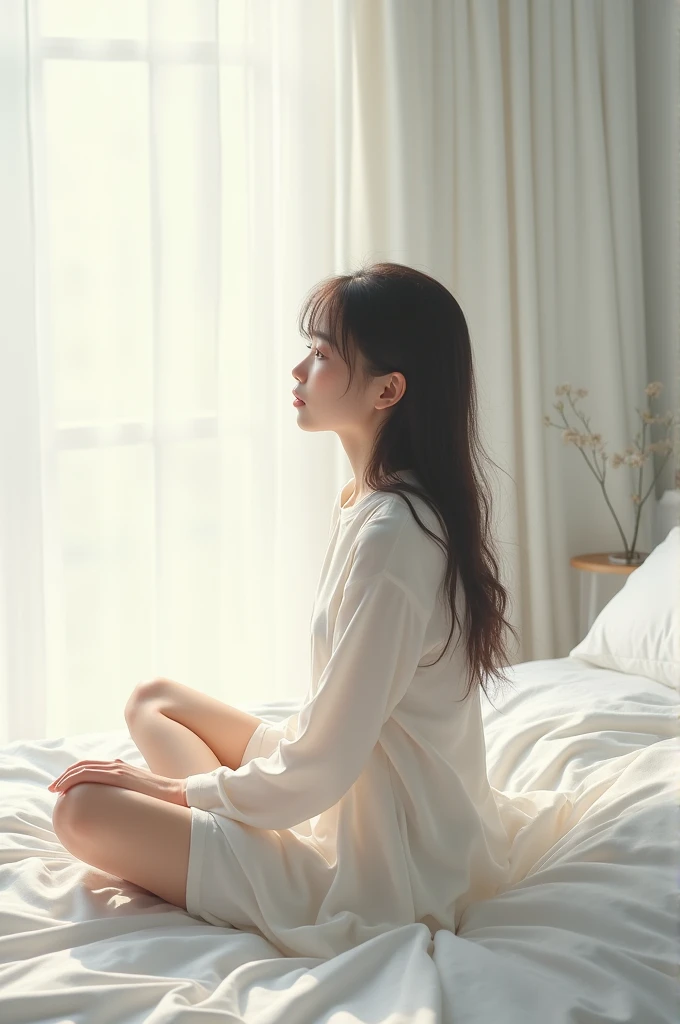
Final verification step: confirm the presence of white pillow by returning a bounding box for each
[569,525,680,690]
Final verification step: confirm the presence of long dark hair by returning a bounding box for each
[298,260,519,708]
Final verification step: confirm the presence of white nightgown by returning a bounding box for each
[182,469,542,959]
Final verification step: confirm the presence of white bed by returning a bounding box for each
[0,653,677,1023]
[1,527,679,1023]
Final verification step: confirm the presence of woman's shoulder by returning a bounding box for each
[351,490,447,613]
[360,482,445,545]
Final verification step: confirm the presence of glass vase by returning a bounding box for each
[607,551,648,566]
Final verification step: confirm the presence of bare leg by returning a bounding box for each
[127,705,221,779]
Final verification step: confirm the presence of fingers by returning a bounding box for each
[49,760,86,790]
[48,759,123,791]
[49,769,94,793]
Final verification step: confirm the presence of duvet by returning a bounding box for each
[0,656,677,1024]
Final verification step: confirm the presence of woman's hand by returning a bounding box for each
[47,759,186,806]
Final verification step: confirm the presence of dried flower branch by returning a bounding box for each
[543,382,679,561]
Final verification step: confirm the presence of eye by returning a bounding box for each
[305,343,325,360]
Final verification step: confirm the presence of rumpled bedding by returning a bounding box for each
[0,655,677,1024]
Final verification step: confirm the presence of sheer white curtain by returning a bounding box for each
[1,0,350,744]
[1,0,676,744]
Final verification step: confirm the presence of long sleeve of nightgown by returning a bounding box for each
[184,570,430,829]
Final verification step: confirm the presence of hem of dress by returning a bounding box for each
[186,809,265,934]
[240,721,270,765]
[185,805,211,920]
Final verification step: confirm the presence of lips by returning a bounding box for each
[292,390,305,403]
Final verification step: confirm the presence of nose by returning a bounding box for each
[292,347,314,381]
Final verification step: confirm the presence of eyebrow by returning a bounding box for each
[311,330,330,342]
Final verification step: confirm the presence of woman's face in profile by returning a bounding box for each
[291,329,364,433]
[291,321,406,440]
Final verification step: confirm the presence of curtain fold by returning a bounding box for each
[347,0,657,664]
[0,0,675,743]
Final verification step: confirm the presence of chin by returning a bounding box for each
[295,412,327,433]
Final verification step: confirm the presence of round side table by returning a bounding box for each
[570,553,641,638]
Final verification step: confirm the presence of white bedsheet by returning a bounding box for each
[0,656,677,1023]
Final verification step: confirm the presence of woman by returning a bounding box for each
[49,261,525,960]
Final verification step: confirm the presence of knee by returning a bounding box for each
[52,782,100,837]
[124,678,174,722]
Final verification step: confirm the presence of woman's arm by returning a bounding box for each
[183,572,429,829]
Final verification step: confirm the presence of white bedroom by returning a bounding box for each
[0,2,678,1022]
